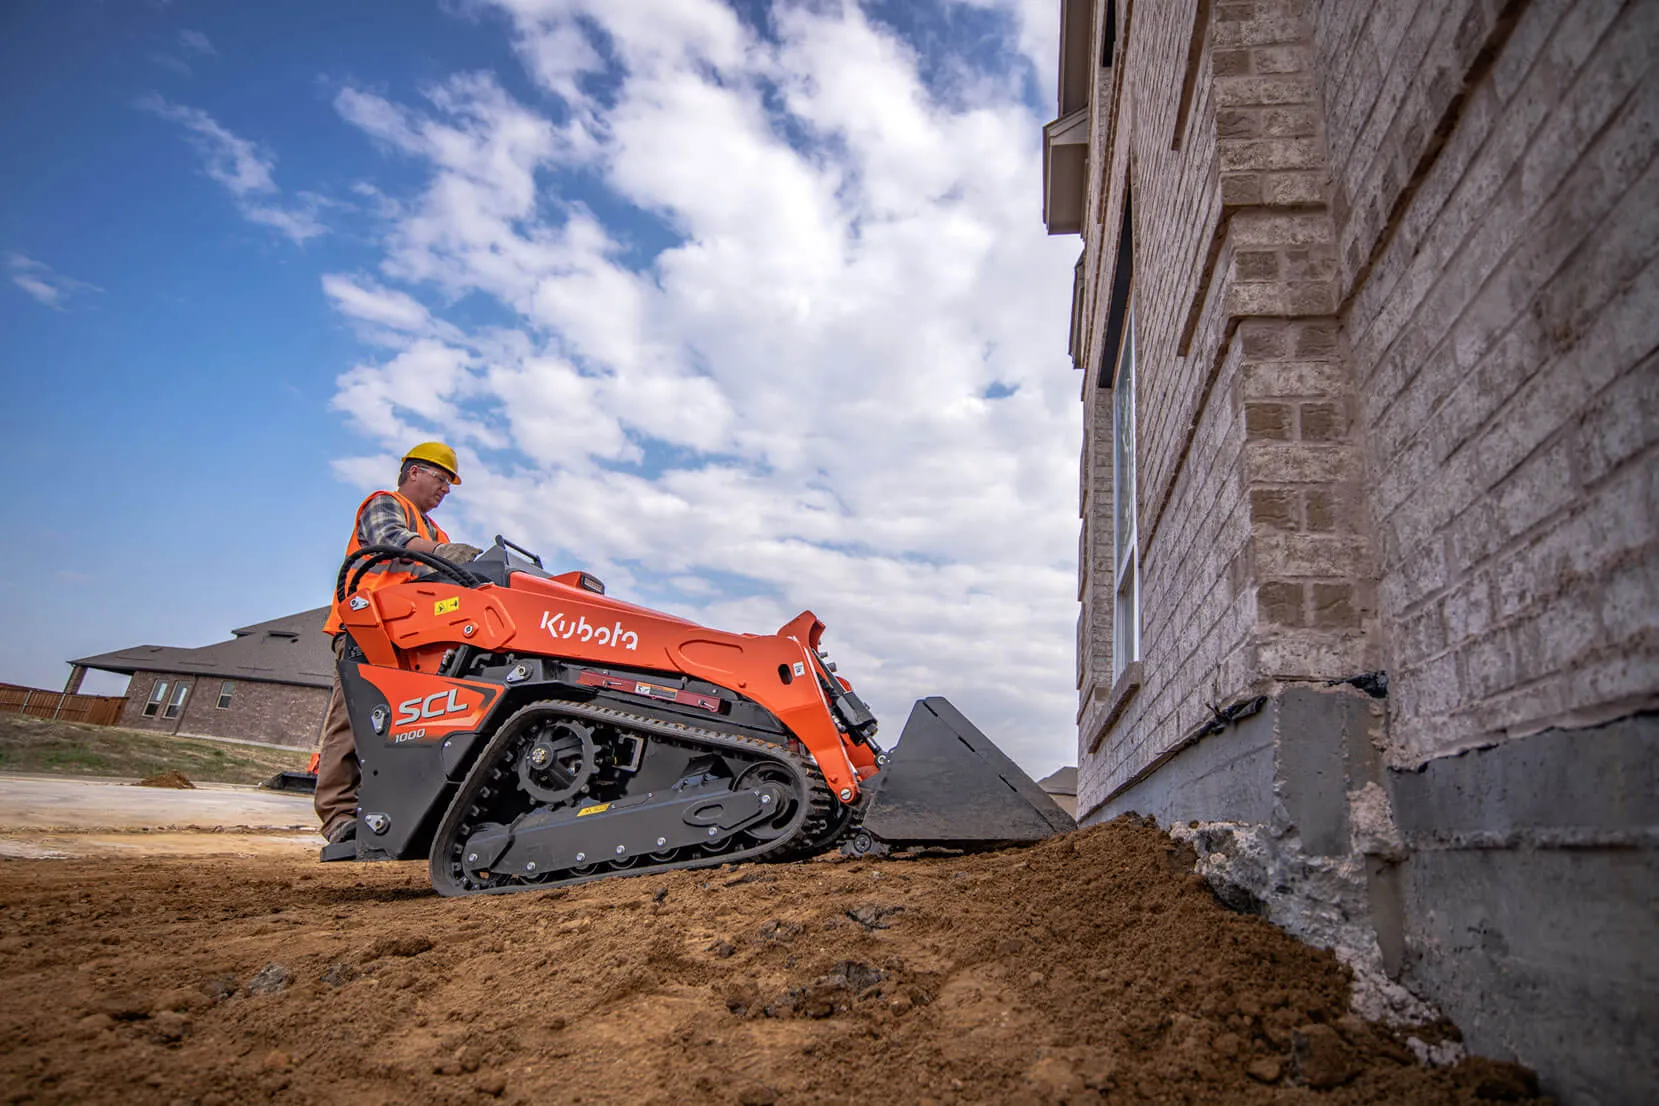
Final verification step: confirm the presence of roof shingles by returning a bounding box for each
[71,607,334,690]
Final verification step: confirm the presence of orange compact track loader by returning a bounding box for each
[327,537,1073,895]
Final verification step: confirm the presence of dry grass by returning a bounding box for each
[0,713,308,784]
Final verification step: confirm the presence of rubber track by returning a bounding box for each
[429,700,840,897]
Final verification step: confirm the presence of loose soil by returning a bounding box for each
[0,819,1544,1106]
[136,771,197,790]
[0,715,308,784]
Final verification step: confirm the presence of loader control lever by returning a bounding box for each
[493,534,544,568]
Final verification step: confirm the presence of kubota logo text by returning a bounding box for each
[541,610,639,651]
[395,688,472,727]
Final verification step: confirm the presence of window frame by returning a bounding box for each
[162,682,190,720]
[1111,296,1141,682]
[216,681,235,710]
[143,679,169,717]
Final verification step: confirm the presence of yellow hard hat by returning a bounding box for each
[402,441,461,484]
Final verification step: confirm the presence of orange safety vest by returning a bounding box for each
[324,490,452,635]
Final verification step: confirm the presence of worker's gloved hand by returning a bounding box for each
[433,542,483,565]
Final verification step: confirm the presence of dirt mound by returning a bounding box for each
[0,818,1543,1105]
[135,771,195,789]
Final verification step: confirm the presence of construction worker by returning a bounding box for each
[315,442,482,848]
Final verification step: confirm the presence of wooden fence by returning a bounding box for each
[0,683,127,726]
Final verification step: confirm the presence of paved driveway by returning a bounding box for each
[0,774,317,830]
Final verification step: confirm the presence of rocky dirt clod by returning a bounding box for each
[361,934,434,960]
[846,903,903,930]
[1293,1023,1361,1089]
[319,962,357,987]
[246,964,290,995]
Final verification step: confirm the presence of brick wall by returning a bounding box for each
[1318,0,1659,767]
[1078,389,1115,702]
[1077,0,1256,810]
[1073,0,1388,814]
[1070,0,1657,808]
[119,671,328,749]
[1064,0,1655,802]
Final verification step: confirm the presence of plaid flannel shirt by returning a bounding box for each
[358,492,441,550]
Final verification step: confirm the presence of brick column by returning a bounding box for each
[63,665,87,695]
[1208,0,1381,683]
[1241,319,1379,678]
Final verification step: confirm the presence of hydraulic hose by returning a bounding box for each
[335,544,488,604]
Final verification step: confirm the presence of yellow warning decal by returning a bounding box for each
[576,803,612,817]
[434,597,461,615]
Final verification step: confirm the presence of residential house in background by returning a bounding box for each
[1037,766,1079,818]
[70,608,333,749]
[1045,0,1656,1102]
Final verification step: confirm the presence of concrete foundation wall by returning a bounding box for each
[1090,686,1385,853]
[1388,714,1659,1104]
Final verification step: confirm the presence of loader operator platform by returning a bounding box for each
[316,441,482,847]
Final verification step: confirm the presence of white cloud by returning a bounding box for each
[6,253,101,309]
[948,0,1061,108]
[322,273,433,332]
[328,1,1082,775]
[150,51,193,76]
[178,29,216,56]
[140,95,328,243]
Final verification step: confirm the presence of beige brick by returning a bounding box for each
[1245,440,1365,484]
[1214,75,1319,107]
[1219,138,1325,173]
[1235,250,1281,280]
[1262,107,1319,137]
[1245,402,1295,439]
[1251,488,1300,530]
[1255,633,1374,679]
[1242,359,1348,397]
[1303,487,1351,532]
[1222,173,1265,206]
[1282,248,1337,282]
[1213,49,1254,77]
[1293,320,1342,358]
[1298,401,1348,440]
[1262,171,1328,206]
[1238,322,1291,358]
[1251,45,1309,75]
[1311,582,1360,628]
[1255,533,1374,578]
[1217,108,1261,139]
[1258,581,1307,626]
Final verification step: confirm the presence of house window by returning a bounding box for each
[162,683,190,720]
[1112,298,1140,681]
[143,680,169,717]
[216,681,235,709]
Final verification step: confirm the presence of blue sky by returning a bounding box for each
[0,0,1082,774]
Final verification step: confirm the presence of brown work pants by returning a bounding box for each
[314,634,358,836]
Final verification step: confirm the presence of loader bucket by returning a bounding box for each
[259,770,318,794]
[850,697,1075,853]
